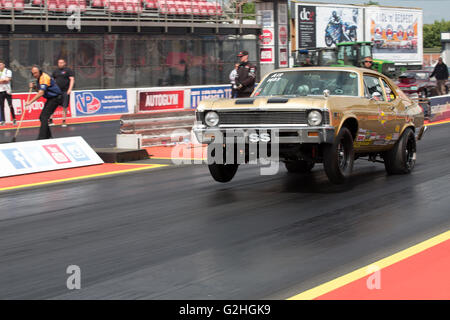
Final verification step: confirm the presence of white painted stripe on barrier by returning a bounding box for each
[0,136,103,178]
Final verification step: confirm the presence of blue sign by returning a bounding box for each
[62,142,90,162]
[22,146,52,168]
[75,90,128,116]
[1,149,32,170]
[190,86,232,109]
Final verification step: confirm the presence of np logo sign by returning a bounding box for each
[74,90,128,116]
[76,92,101,114]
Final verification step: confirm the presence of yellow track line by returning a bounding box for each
[288,229,450,300]
[0,164,167,192]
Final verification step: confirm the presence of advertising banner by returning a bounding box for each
[138,90,185,111]
[296,3,363,49]
[366,7,423,64]
[260,28,275,46]
[429,95,450,123]
[279,25,289,46]
[10,93,71,122]
[260,47,274,64]
[190,86,232,109]
[279,48,288,67]
[296,5,316,48]
[0,136,103,178]
[74,89,128,116]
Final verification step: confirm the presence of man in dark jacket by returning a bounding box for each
[235,50,256,98]
[430,57,449,96]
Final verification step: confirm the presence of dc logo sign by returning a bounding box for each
[299,7,314,22]
[75,92,102,114]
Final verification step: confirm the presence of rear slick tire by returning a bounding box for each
[384,127,416,175]
[323,127,354,184]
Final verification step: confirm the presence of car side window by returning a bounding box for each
[381,79,396,102]
[363,75,385,101]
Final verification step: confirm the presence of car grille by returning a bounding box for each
[217,111,329,125]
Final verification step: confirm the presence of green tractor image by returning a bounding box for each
[294,41,399,78]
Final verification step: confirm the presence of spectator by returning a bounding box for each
[0,60,16,126]
[235,50,256,98]
[52,58,75,127]
[229,63,239,98]
[362,56,373,69]
[430,57,449,96]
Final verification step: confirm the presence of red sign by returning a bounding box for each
[260,48,273,63]
[279,48,288,67]
[12,93,72,121]
[42,144,72,164]
[139,90,184,111]
[260,29,274,45]
[279,26,288,45]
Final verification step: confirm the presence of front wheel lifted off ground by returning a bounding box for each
[384,127,416,174]
[207,144,239,183]
[323,127,355,184]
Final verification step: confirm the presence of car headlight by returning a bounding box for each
[307,110,323,126]
[205,111,219,127]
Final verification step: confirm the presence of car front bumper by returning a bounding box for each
[193,125,336,145]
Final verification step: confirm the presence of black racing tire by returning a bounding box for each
[384,127,416,175]
[208,163,239,183]
[285,160,315,174]
[207,143,239,183]
[323,127,354,184]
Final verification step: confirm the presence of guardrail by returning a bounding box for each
[118,110,196,148]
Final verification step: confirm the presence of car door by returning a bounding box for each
[358,74,390,149]
[380,77,404,145]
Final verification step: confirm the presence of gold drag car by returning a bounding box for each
[193,67,425,184]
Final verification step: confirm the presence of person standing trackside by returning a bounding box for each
[26,66,62,140]
[430,57,449,96]
[0,60,16,126]
[229,63,239,98]
[52,58,75,127]
[235,50,257,98]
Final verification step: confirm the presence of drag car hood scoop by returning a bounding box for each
[234,97,289,105]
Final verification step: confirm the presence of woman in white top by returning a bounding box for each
[0,60,15,125]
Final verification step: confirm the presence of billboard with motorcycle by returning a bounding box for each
[293,2,423,65]
[317,6,364,48]
[295,3,364,48]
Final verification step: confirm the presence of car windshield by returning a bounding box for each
[414,72,429,80]
[255,70,359,97]
[401,72,429,80]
